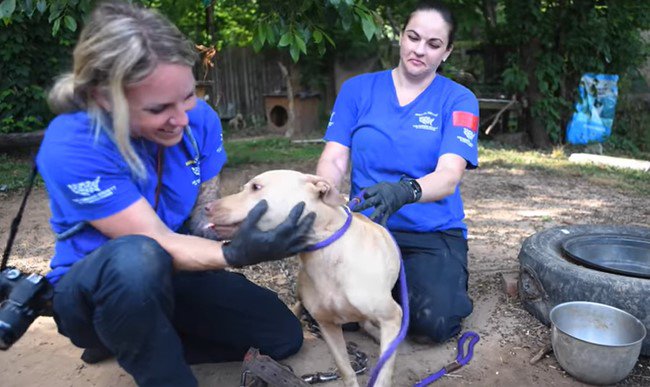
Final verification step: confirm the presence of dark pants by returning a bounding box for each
[392,229,473,343]
[52,235,303,387]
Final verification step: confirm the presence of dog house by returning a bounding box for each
[264,92,321,135]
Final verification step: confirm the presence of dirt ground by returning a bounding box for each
[1,154,649,387]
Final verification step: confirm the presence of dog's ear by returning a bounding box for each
[304,174,346,207]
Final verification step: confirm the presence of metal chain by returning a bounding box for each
[299,312,368,384]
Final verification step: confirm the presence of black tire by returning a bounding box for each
[518,225,650,356]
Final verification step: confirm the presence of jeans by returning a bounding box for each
[52,235,302,387]
[392,229,473,343]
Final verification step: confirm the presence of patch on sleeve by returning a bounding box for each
[452,111,479,132]
[67,176,117,204]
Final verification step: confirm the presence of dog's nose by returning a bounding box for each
[204,203,213,215]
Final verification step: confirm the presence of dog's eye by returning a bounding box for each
[251,183,262,191]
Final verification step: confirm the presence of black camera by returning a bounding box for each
[0,267,53,350]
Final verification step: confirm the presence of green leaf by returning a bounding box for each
[295,33,307,54]
[52,17,60,36]
[0,0,16,19]
[23,0,34,17]
[278,32,291,47]
[48,6,61,23]
[35,0,45,13]
[252,37,263,52]
[63,15,76,32]
[256,23,266,45]
[265,23,276,45]
[361,15,375,41]
[299,0,312,13]
[313,29,322,44]
[289,45,299,62]
[340,11,352,30]
[321,30,335,46]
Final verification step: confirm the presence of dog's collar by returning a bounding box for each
[303,206,352,252]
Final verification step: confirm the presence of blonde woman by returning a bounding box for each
[37,2,314,385]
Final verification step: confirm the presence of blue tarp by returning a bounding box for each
[566,73,619,145]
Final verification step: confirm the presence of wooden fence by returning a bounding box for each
[199,47,293,120]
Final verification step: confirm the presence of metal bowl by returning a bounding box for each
[550,301,646,385]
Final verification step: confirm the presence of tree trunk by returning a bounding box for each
[277,61,295,138]
[521,37,552,149]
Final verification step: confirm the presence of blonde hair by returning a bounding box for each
[48,1,198,178]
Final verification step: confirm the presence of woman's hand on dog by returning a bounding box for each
[222,200,316,268]
[352,179,420,226]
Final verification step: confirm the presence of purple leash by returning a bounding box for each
[350,190,411,386]
[366,241,410,387]
[303,206,353,252]
[350,191,480,387]
[413,331,480,386]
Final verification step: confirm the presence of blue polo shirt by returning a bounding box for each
[36,99,227,285]
[324,70,479,235]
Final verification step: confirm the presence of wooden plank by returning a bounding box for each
[478,98,521,111]
[0,130,44,151]
[568,153,650,172]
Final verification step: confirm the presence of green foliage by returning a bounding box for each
[502,64,528,93]
[499,0,650,146]
[609,92,650,156]
[250,0,382,62]
[0,153,42,192]
[0,0,92,35]
[155,0,384,62]
[0,10,77,133]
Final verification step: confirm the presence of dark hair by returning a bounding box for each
[402,0,456,49]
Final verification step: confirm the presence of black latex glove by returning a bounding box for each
[222,200,316,268]
[352,179,420,226]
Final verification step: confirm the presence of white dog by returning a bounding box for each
[204,170,402,387]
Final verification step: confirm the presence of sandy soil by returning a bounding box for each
[0,155,649,387]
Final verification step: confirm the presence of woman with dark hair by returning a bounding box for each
[317,0,477,343]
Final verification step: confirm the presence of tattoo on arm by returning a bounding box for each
[186,174,222,238]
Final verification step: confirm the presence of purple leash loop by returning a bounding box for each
[413,331,480,386]
[303,206,353,252]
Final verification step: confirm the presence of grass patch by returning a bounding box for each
[480,142,650,194]
[0,153,41,193]
[1,139,647,194]
[223,137,324,167]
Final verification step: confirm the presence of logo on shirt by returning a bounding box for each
[217,132,224,152]
[413,111,438,132]
[67,176,117,204]
[463,128,475,140]
[68,177,101,196]
[457,127,476,148]
[184,159,201,186]
[327,112,336,128]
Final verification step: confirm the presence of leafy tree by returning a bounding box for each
[0,5,80,134]
[3,0,649,152]
[498,0,650,148]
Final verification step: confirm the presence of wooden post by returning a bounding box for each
[277,61,295,138]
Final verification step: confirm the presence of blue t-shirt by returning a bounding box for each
[36,99,227,285]
[324,70,479,235]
